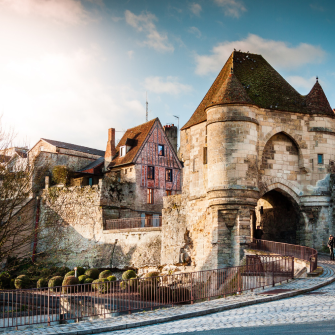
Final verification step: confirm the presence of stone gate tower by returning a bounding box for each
[161,50,335,271]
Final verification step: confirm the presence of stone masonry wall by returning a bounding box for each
[39,185,161,269]
[162,104,335,270]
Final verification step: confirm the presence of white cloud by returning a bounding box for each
[188,26,201,38]
[0,0,89,25]
[125,10,174,53]
[127,50,134,59]
[213,0,246,18]
[144,76,192,95]
[190,3,202,16]
[287,76,317,93]
[195,34,326,75]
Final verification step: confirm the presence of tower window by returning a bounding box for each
[318,154,323,164]
[203,147,207,164]
[147,166,155,180]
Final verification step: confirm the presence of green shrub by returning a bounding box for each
[65,271,75,278]
[144,272,160,286]
[157,286,173,303]
[144,271,160,278]
[92,279,109,294]
[40,268,51,278]
[120,281,128,291]
[54,266,70,277]
[84,278,94,284]
[85,268,100,280]
[107,275,116,282]
[128,278,138,292]
[14,275,30,289]
[172,287,190,304]
[78,275,87,284]
[52,165,72,186]
[62,276,79,293]
[10,279,15,289]
[122,270,136,280]
[37,278,48,289]
[77,267,85,276]
[48,276,63,291]
[99,270,112,279]
[0,272,11,289]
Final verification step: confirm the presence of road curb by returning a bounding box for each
[38,275,335,335]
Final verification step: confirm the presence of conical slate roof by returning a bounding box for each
[306,80,333,115]
[182,51,334,130]
[209,72,253,106]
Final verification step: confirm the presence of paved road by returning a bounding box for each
[98,257,335,335]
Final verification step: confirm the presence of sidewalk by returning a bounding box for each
[3,256,335,335]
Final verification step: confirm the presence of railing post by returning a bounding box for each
[272,261,275,287]
[47,288,50,326]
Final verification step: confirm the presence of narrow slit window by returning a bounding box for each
[147,166,155,180]
[203,147,207,164]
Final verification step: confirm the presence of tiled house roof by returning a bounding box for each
[41,139,105,157]
[108,118,157,168]
[182,51,334,130]
[209,73,253,106]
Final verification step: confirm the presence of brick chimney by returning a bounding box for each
[105,128,116,169]
[163,124,178,153]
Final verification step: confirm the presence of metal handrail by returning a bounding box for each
[250,238,318,272]
[105,217,162,230]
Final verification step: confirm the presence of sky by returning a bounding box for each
[0,0,334,150]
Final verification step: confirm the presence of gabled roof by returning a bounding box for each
[40,139,105,157]
[78,157,104,173]
[182,51,334,130]
[108,118,156,168]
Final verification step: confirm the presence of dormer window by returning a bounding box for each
[120,146,126,157]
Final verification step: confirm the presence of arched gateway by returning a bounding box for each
[161,50,335,271]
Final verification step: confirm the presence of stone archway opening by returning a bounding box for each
[255,189,301,244]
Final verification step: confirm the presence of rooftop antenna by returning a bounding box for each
[146,92,148,122]
[173,115,179,149]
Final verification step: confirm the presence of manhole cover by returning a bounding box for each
[259,289,292,295]
[303,292,327,295]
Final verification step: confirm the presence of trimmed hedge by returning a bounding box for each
[65,271,75,278]
[77,267,85,276]
[62,276,79,293]
[99,270,112,279]
[122,270,136,280]
[107,275,116,282]
[78,275,87,284]
[85,268,100,280]
[37,278,48,289]
[14,275,30,289]
[92,279,109,294]
[48,276,63,290]
[84,277,94,284]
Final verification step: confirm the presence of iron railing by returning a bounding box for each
[0,256,293,328]
[250,239,318,272]
[105,217,162,230]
